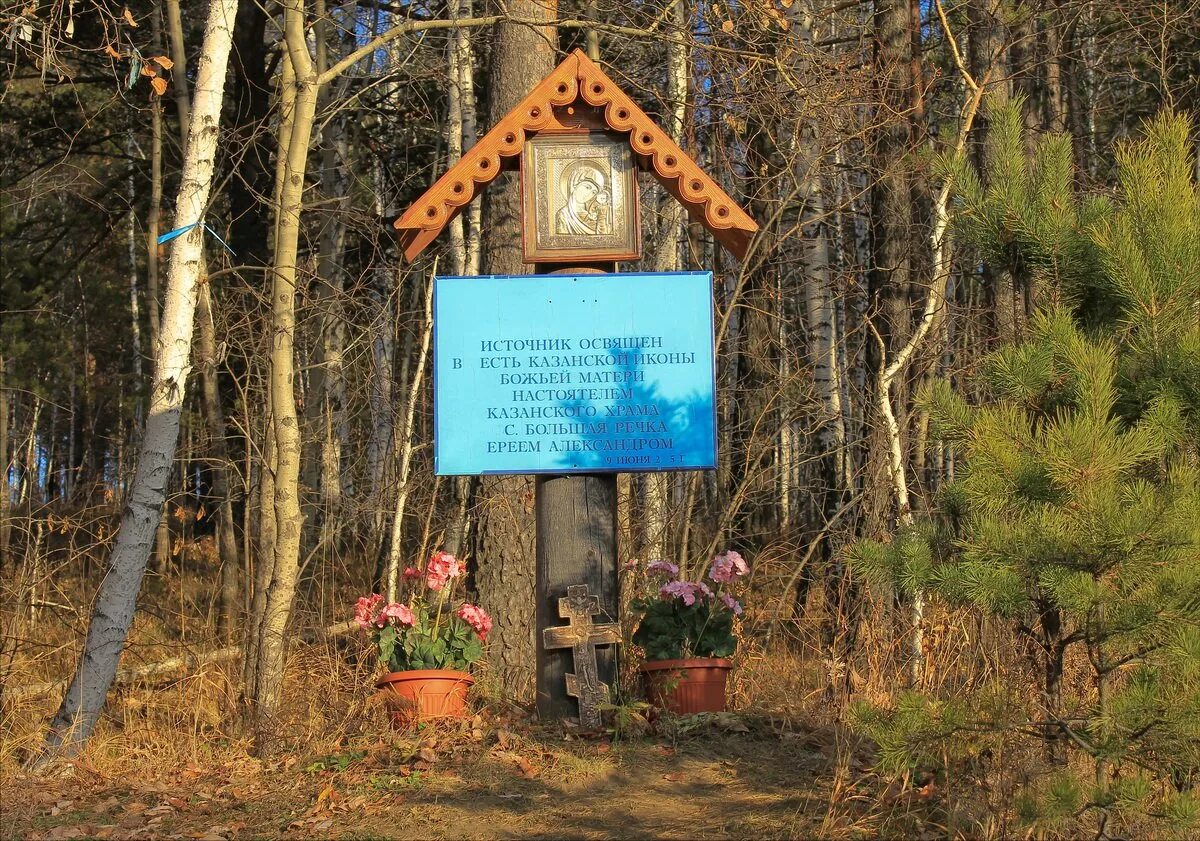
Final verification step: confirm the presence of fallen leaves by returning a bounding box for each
[286,782,377,834]
[90,796,120,815]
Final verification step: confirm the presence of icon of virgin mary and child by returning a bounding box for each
[555,160,612,237]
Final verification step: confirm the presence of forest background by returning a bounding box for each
[1,0,1198,836]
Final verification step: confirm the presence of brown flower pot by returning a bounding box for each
[640,658,732,714]
[376,669,474,726]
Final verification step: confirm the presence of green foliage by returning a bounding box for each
[357,553,488,673]
[1014,772,1084,833]
[849,689,1005,776]
[631,597,737,661]
[946,96,1108,314]
[377,610,484,673]
[303,750,366,773]
[387,614,483,672]
[1090,112,1200,438]
[848,107,1200,836]
[628,556,746,661]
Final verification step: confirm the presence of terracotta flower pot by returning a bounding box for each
[376,669,474,726]
[640,657,732,714]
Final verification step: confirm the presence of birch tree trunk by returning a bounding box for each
[151,53,172,570]
[163,0,240,638]
[242,52,294,709]
[125,132,144,390]
[457,0,482,276]
[36,0,238,757]
[445,5,467,278]
[443,5,480,550]
[367,160,396,559]
[384,275,434,601]
[146,17,164,351]
[301,122,350,534]
[249,0,318,750]
[302,5,352,536]
[642,0,688,563]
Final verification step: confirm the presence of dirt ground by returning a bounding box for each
[1,711,941,840]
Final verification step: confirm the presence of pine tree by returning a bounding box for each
[849,105,1200,837]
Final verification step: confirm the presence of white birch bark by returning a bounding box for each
[445,8,480,543]
[445,4,467,277]
[303,3,353,516]
[874,1,985,681]
[367,160,396,554]
[645,0,687,562]
[37,0,238,756]
[126,132,144,388]
[385,275,434,602]
[790,0,849,499]
[306,118,351,509]
[457,0,481,276]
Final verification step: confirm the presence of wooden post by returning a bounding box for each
[536,263,619,725]
[541,584,620,728]
[536,473,619,723]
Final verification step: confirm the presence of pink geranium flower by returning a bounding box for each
[646,559,679,577]
[457,602,493,640]
[425,550,463,591]
[659,580,712,606]
[381,602,416,627]
[403,566,421,580]
[720,592,743,615]
[354,594,385,629]
[708,550,749,584]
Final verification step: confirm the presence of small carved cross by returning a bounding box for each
[541,584,620,730]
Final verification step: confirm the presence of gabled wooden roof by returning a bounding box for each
[394,48,757,262]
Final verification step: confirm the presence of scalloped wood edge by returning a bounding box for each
[394,48,757,263]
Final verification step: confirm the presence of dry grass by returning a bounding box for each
[0,538,1136,840]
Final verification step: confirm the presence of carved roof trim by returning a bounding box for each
[394,49,758,262]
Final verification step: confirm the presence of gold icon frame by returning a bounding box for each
[521,132,641,263]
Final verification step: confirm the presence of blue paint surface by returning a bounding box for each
[433,271,717,475]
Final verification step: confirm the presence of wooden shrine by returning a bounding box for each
[395,49,756,264]
[394,47,756,728]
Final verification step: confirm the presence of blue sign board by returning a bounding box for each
[433,271,716,475]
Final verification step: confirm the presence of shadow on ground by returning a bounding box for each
[4,714,937,840]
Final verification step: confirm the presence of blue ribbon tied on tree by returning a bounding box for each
[157,222,236,256]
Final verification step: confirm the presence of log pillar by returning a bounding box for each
[535,473,619,722]
[535,263,620,725]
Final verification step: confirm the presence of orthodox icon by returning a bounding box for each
[522,133,640,263]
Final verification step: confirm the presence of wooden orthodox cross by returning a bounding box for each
[393,49,756,725]
[541,585,620,729]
